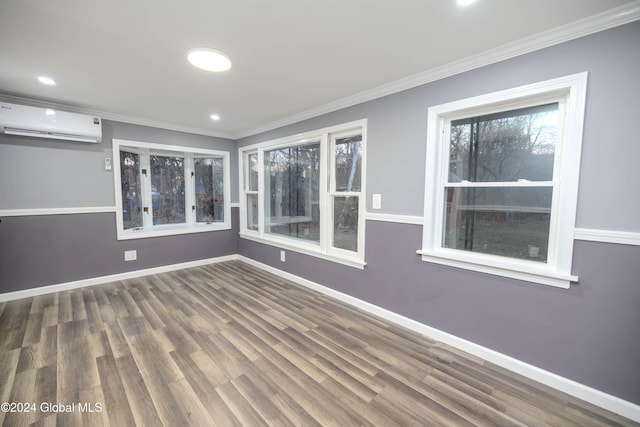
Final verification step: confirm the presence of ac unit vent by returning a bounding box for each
[0,102,102,143]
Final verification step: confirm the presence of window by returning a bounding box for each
[265,142,321,242]
[113,139,230,240]
[419,73,588,288]
[445,104,557,262]
[240,120,366,268]
[331,133,363,252]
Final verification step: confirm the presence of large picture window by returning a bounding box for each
[419,74,588,288]
[239,120,366,268]
[113,139,230,240]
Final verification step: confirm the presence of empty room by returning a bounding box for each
[1,0,639,425]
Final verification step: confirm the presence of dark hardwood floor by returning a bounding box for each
[0,260,636,426]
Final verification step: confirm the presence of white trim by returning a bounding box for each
[237,256,640,423]
[234,3,640,139]
[0,255,238,303]
[239,232,366,270]
[116,223,232,240]
[365,212,424,225]
[575,228,640,246]
[0,206,116,216]
[417,250,577,289]
[230,202,240,208]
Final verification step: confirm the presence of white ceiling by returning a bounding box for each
[0,0,638,139]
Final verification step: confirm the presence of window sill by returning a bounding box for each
[416,249,578,289]
[240,232,366,270]
[117,222,231,240]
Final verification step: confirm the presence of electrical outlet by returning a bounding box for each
[124,250,137,261]
[280,250,286,262]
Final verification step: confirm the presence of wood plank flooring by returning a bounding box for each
[0,260,637,426]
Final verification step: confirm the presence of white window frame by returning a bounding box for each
[113,138,231,240]
[239,120,367,269]
[328,129,366,260]
[418,73,588,288]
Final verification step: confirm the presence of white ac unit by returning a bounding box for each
[0,102,102,143]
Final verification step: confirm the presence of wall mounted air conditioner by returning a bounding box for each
[0,102,102,143]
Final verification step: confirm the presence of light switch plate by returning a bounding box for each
[372,194,382,209]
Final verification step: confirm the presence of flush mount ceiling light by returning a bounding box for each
[457,0,476,5]
[187,48,232,72]
[210,113,221,121]
[37,76,56,85]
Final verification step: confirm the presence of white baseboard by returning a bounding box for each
[0,255,238,302]
[238,255,640,423]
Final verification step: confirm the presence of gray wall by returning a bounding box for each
[0,120,239,292]
[237,21,640,405]
[1,211,238,293]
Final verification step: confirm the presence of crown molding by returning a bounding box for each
[234,1,640,139]
[2,3,638,141]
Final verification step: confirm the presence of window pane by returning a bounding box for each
[151,154,185,225]
[195,157,224,223]
[449,104,558,183]
[333,196,359,252]
[247,152,258,191]
[443,187,552,262]
[120,151,142,230]
[265,143,320,243]
[246,193,258,231]
[335,135,362,192]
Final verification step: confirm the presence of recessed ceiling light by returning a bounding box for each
[187,48,232,72]
[37,76,56,85]
[457,0,476,5]
[210,114,221,121]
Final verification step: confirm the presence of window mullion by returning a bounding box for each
[327,133,336,250]
[185,153,195,225]
[239,152,246,234]
[357,130,366,259]
[258,149,265,236]
[240,151,250,233]
[140,152,152,230]
[319,133,330,253]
